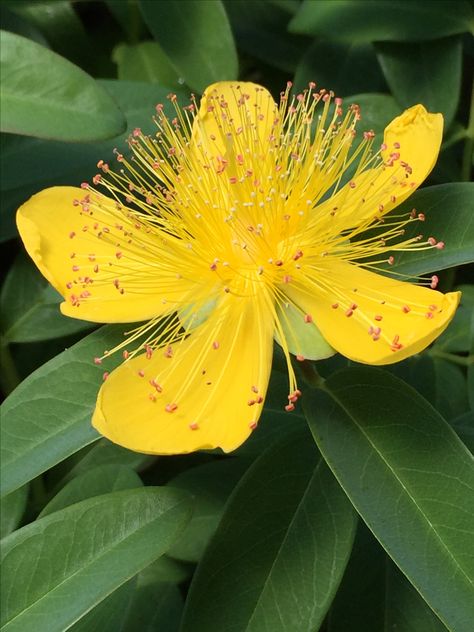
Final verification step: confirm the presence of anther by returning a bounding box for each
[212,341,220,350]
[430,275,439,289]
[102,372,109,381]
[165,403,178,413]
[94,357,102,365]
[374,314,383,321]
[285,403,295,412]
[189,422,199,430]
[402,305,411,313]
[304,314,313,323]
[137,370,145,377]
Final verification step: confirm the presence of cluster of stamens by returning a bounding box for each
[60,82,446,432]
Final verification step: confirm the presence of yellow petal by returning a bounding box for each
[17,187,194,323]
[284,259,460,365]
[313,104,443,229]
[92,294,274,454]
[191,81,278,160]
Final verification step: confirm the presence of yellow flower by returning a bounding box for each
[17,82,460,454]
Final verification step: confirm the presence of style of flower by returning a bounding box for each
[17,81,460,454]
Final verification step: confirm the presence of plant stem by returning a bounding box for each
[299,360,326,389]
[429,349,473,367]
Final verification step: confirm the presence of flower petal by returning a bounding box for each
[191,81,278,159]
[92,294,274,454]
[284,259,460,365]
[313,104,443,228]
[17,187,194,323]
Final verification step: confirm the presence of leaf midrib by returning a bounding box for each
[1,496,185,630]
[326,381,474,589]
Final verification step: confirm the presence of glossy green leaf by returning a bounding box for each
[39,464,143,517]
[9,1,92,69]
[112,41,182,88]
[450,412,474,455]
[105,0,147,40]
[138,0,238,93]
[344,93,400,146]
[295,42,386,96]
[434,285,474,353]
[386,565,448,632]
[181,429,356,631]
[432,359,469,420]
[304,367,474,632]
[224,0,310,73]
[387,183,474,276]
[0,5,49,47]
[0,80,188,243]
[0,487,192,632]
[0,485,28,539]
[64,439,153,481]
[0,31,126,140]
[68,580,136,632]
[376,37,462,129]
[327,524,385,632]
[389,354,469,421]
[0,253,94,343]
[167,458,251,562]
[123,563,184,632]
[0,325,128,497]
[1,80,188,192]
[289,0,474,42]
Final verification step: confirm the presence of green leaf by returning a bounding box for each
[304,367,474,632]
[327,524,385,632]
[123,563,184,632]
[375,37,462,129]
[0,5,49,47]
[64,439,153,481]
[68,580,136,632]
[0,31,126,140]
[0,80,188,191]
[294,42,386,97]
[289,0,474,42]
[386,564,449,632]
[39,464,143,517]
[224,0,310,73]
[344,93,401,146]
[112,41,182,88]
[0,253,94,343]
[450,412,474,455]
[389,355,469,421]
[138,0,238,93]
[0,80,189,243]
[388,183,474,276]
[0,487,193,632]
[181,429,356,631]
[0,485,28,539]
[8,1,92,69]
[432,359,470,420]
[166,458,251,562]
[434,285,474,353]
[0,325,128,497]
